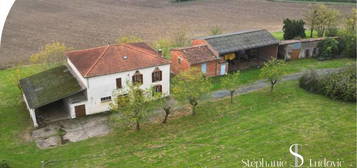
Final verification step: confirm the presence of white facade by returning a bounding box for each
[66,59,170,118]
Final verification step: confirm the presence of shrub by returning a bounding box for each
[0,160,10,168]
[299,65,356,102]
[316,38,339,60]
[282,18,306,40]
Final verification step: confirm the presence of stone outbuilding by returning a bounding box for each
[278,38,326,60]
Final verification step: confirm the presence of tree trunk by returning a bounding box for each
[136,119,140,131]
[230,90,235,104]
[192,104,197,116]
[270,80,277,93]
[162,107,171,124]
[189,98,198,116]
[310,26,314,38]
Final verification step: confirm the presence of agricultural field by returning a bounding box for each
[0,59,355,167]
[0,0,354,68]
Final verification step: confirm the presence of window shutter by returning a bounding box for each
[159,71,162,81]
[152,72,155,83]
[140,74,143,84]
[116,78,122,89]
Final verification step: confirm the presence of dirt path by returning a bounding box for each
[0,0,353,68]
[210,68,340,99]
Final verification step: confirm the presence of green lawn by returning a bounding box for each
[211,58,355,91]
[271,30,318,40]
[0,61,355,167]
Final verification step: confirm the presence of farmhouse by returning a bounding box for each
[20,43,171,127]
[278,37,326,60]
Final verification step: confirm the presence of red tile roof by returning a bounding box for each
[171,45,218,65]
[66,43,170,77]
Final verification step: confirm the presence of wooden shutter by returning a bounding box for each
[116,78,122,89]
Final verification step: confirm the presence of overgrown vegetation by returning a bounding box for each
[29,42,71,69]
[299,65,356,102]
[317,38,339,60]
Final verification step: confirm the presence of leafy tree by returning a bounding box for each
[210,26,223,35]
[155,96,175,124]
[116,35,143,44]
[260,59,286,93]
[313,5,340,37]
[153,38,174,59]
[172,68,211,115]
[317,38,339,60]
[110,84,158,131]
[339,9,357,58]
[0,160,10,168]
[220,71,240,104]
[304,5,319,38]
[345,9,357,33]
[282,18,306,40]
[29,42,71,68]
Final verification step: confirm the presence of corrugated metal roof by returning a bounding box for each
[19,65,84,109]
[197,29,279,55]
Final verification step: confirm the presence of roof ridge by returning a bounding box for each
[65,45,108,55]
[124,44,169,63]
[171,44,208,51]
[196,29,265,40]
[84,45,111,77]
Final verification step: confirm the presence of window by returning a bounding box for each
[132,71,143,84]
[100,96,111,103]
[178,57,182,64]
[116,78,122,89]
[153,85,162,95]
[152,68,162,82]
[201,63,207,74]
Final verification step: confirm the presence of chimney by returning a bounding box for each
[158,49,163,57]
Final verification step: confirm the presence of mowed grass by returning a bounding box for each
[0,61,355,167]
[210,58,355,91]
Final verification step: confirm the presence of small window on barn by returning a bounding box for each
[101,96,112,103]
[178,57,182,64]
[132,71,143,85]
[201,63,207,74]
[152,67,162,82]
[153,85,162,95]
[116,78,122,89]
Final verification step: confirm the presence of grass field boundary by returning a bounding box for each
[268,0,356,5]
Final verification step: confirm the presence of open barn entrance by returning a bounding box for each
[36,100,70,126]
[227,47,270,73]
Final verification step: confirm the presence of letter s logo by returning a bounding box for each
[0,0,16,45]
[289,144,304,167]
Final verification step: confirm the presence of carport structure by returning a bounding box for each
[192,29,279,72]
[19,65,85,127]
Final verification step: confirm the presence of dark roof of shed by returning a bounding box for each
[196,29,279,55]
[19,65,84,109]
[172,45,218,64]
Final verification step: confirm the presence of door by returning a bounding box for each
[220,63,226,75]
[74,104,86,118]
